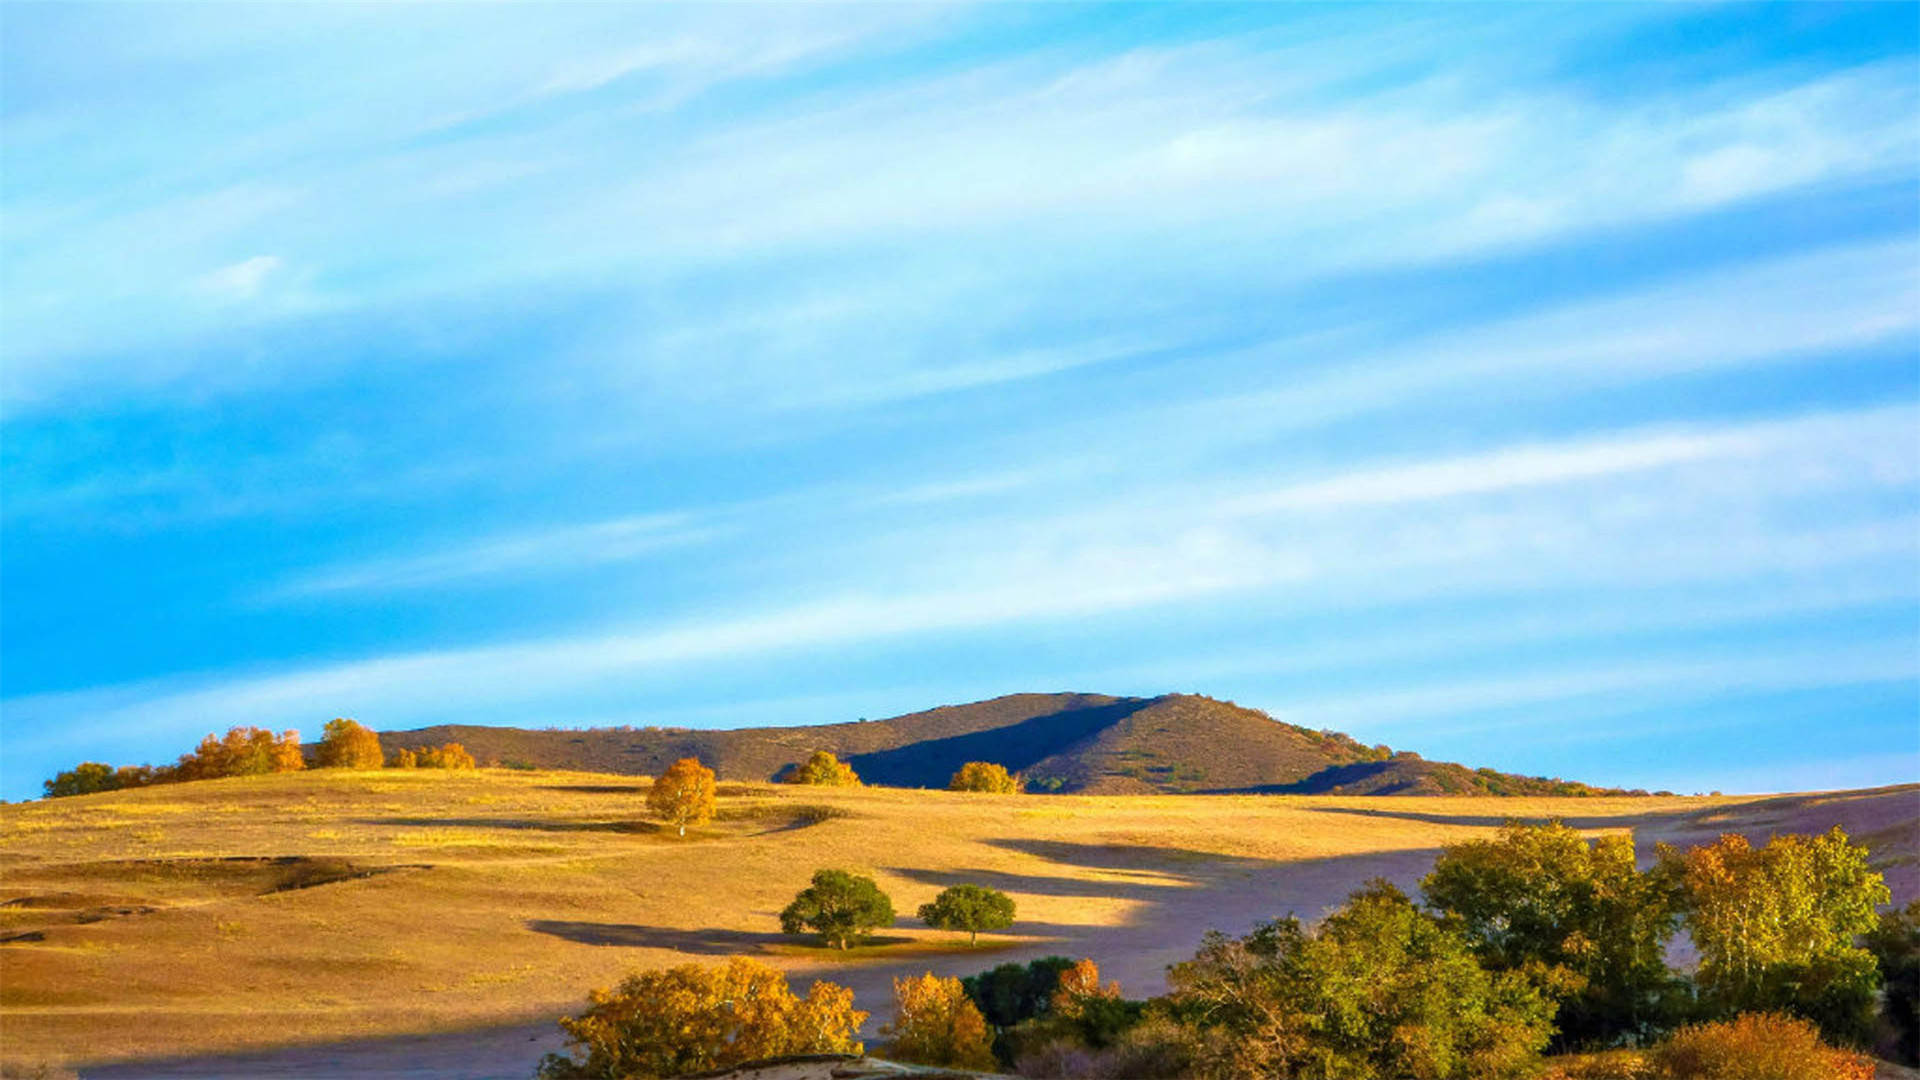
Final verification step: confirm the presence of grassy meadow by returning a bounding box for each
[0,769,1913,1075]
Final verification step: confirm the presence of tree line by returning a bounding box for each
[42,718,474,796]
[538,817,1916,1079]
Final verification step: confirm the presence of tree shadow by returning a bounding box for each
[526,920,793,953]
[356,816,658,834]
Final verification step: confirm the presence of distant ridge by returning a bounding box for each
[382,692,1640,796]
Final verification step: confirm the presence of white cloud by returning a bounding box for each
[197,254,282,299]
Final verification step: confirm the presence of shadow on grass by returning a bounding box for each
[526,920,792,953]
[357,816,658,834]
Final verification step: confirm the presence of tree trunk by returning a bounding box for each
[970,929,978,945]
[678,822,686,837]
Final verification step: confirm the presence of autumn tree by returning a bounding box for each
[43,762,121,798]
[536,957,865,1079]
[646,757,716,837]
[949,761,1022,793]
[1050,958,1122,1018]
[415,742,476,769]
[1652,1013,1875,1080]
[1165,880,1555,1079]
[388,748,418,769]
[1422,820,1687,1046]
[919,884,1016,945]
[882,972,997,1070]
[779,869,895,949]
[1663,827,1888,1045]
[315,718,384,769]
[789,750,861,787]
[176,726,303,780]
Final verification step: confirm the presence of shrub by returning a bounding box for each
[1423,820,1687,1047]
[1662,827,1888,1045]
[963,956,1077,1030]
[315,718,383,769]
[1650,1012,1873,1080]
[949,761,1022,793]
[536,957,864,1079]
[416,743,476,769]
[882,972,997,1070]
[779,869,895,949]
[646,757,716,837]
[919,884,1016,945]
[43,762,120,798]
[789,750,861,786]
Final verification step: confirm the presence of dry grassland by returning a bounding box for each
[0,769,1913,1076]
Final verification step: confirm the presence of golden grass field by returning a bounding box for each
[0,769,1914,1078]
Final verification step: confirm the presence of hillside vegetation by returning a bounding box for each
[385,692,1638,796]
[2,769,1913,1076]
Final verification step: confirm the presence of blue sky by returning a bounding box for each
[3,3,1917,801]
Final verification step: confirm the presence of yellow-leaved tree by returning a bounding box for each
[948,761,1022,793]
[537,957,865,1079]
[315,718,384,769]
[881,972,997,1070]
[648,757,717,837]
[789,749,862,787]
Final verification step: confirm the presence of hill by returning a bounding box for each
[383,692,1637,796]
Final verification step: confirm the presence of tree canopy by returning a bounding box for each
[315,718,384,769]
[949,761,1022,793]
[881,973,997,1070]
[537,957,864,1079]
[646,757,717,837]
[779,869,895,949]
[789,749,861,786]
[919,884,1016,944]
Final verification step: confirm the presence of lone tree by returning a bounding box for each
[881,972,997,1070]
[315,718,384,769]
[647,757,717,837]
[780,869,896,949]
[949,761,1022,793]
[919,884,1016,945]
[789,749,862,787]
[537,956,865,1079]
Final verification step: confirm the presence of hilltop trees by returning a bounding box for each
[881,973,997,1070]
[950,761,1022,793]
[779,869,895,949]
[788,749,861,786]
[537,957,865,1079]
[175,726,304,780]
[919,884,1016,945]
[647,757,716,837]
[1423,821,1686,1046]
[1663,827,1888,1045]
[315,718,383,769]
[43,762,120,798]
[391,742,477,770]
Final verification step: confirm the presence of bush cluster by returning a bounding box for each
[388,742,476,770]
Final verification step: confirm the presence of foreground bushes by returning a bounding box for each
[881,973,996,1069]
[537,957,865,1079]
[1653,1013,1873,1080]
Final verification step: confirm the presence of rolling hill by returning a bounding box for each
[382,692,1639,796]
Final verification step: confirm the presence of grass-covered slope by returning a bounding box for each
[384,692,1633,796]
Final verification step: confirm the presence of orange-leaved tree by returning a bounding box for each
[537,957,865,1079]
[315,718,383,769]
[949,761,1022,793]
[647,757,717,836]
[177,726,303,780]
[881,972,997,1070]
[1050,958,1122,1019]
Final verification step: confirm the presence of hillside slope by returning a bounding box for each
[383,692,1632,796]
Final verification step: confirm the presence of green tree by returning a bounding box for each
[1865,900,1920,1064]
[962,956,1077,1030]
[646,757,716,837]
[919,884,1016,945]
[315,718,384,769]
[789,749,861,786]
[43,762,121,798]
[1663,827,1889,1046]
[537,957,865,1079]
[1422,820,1686,1046]
[779,869,895,949]
[1165,880,1555,1079]
[949,761,1022,793]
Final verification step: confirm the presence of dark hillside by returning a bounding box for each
[380,691,1631,796]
